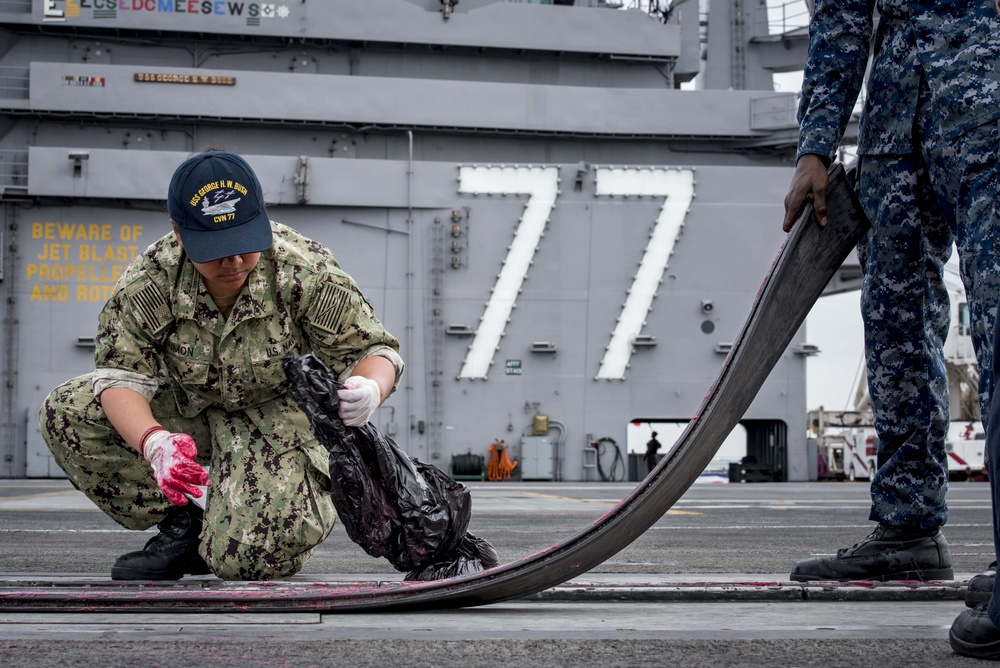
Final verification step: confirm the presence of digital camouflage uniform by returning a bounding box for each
[798,1,1000,534]
[41,222,403,580]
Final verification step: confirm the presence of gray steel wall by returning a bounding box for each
[0,1,812,480]
[6,149,803,480]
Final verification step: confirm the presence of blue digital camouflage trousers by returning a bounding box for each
[857,108,1000,530]
[984,277,1000,626]
[41,374,339,580]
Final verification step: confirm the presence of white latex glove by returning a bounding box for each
[337,376,381,427]
[143,430,211,507]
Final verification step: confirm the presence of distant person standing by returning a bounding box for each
[644,431,661,473]
[782,2,1000,650]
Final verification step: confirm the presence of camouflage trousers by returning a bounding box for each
[857,116,1000,530]
[40,374,338,580]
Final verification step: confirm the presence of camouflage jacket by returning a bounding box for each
[798,0,1000,160]
[92,222,403,417]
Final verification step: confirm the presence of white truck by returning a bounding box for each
[809,410,874,482]
[945,420,987,481]
[842,430,877,482]
[814,268,987,482]
[812,414,985,482]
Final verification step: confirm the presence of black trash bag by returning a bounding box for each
[281,353,500,581]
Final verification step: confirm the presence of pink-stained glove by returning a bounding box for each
[142,431,211,506]
[337,376,382,427]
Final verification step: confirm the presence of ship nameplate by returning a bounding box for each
[134,73,236,86]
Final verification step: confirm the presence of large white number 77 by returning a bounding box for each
[456,165,694,381]
[595,167,695,379]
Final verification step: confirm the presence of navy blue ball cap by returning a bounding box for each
[167,151,273,263]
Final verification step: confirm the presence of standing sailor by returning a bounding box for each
[782,2,1000,651]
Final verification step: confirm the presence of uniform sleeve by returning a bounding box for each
[92,278,171,399]
[796,0,875,161]
[92,368,160,402]
[302,276,404,395]
[341,344,405,389]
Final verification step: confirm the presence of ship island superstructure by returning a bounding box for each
[0,0,840,483]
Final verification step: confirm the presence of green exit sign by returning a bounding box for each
[506,360,522,375]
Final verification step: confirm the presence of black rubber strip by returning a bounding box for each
[0,165,869,612]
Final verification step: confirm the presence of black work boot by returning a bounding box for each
[111,504,212,580]
[967,561,998,608]
[789,523,953,582]
[950,604,1000,659]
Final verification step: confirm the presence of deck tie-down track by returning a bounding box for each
[0,575,968,608]
[0,165,868,613]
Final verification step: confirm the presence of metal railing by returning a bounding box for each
[760,0,811,36]
[0,67,29,99]
[621,1,811,34]
[0,151,29,190]
[0,0,31,12]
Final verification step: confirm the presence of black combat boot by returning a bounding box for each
[789,523,953,582]
[950,604,1000,659]
[111,504,212,580]
[967,561,997,607]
